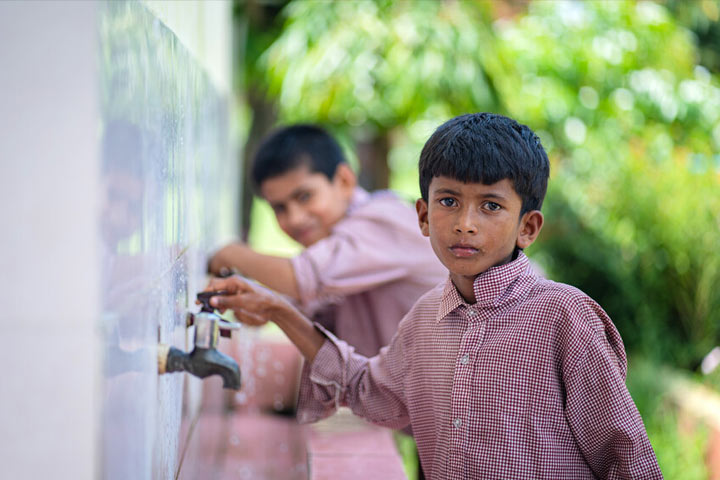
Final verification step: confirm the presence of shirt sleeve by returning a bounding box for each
[564,337,663,479]
[296,323,411,430]
[290,211,420,310]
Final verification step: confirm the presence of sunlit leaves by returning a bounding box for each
[260,0,498,130]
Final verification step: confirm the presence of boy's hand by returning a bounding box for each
[201,276,295,327]
[207,243,247,277]
[201,276,326,362]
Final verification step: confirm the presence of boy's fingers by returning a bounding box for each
[209,289,250,308]
[206,277,232,291]
[210,294,230,309]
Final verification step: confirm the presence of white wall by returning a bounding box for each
[0,2,236,479]
[0,3,100,479]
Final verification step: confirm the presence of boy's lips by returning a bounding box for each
[449,243,479,257]
[293,226,318,243]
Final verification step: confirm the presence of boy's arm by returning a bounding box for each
[205,276,411,429]
[564,338,662,479]
[206,276,322,361]
[291,220,434,308]
[295,324,410,429]
[208,243,300,301]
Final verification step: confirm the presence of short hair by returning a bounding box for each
[418,113,550,215]
[251,124,346,188]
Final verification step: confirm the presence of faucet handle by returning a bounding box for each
[192,291,241,338]
[218,318,242,333]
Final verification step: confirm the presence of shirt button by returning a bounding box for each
[467,309,477,317]
[460,354,470,365]
[453,418,462,428]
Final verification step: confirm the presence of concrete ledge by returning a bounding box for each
[308,408,407,480]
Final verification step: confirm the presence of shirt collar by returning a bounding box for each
[436,251,534,323]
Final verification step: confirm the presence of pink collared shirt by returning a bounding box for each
[291,187,447,356]
[297,252,662,479]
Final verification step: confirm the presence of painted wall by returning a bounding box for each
[0,2,237,479]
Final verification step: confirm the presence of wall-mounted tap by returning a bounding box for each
[157,291,242,390]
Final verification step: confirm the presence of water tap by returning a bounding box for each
[157,291,242,390]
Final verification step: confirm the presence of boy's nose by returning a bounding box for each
[286,203,307,227]
[454,209,478,234]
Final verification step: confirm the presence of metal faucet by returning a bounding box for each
[157,291,242,390]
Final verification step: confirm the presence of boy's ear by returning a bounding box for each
[516,210,544,249]
[333,163,357,194]
[416,198,430,237]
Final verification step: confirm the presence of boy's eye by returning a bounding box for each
[484,202,501,211]
[439,197,457,207]
[297,191,312,204]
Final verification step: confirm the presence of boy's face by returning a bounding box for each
[260,164,356,247]
[416,176,542,294]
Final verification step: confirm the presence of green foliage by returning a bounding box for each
[260,0,498,132]
[496,1,720,367]
[666,0,720,73]
[626,357,710,479]
[393,431,419,480]
[248,0,720,367]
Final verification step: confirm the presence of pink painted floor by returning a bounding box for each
[177,347,407,480]
[178,408,407,480]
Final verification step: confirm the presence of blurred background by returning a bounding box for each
[233,1,720,477]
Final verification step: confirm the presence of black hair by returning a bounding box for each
[251,124,346,188]
[419,113,550,215]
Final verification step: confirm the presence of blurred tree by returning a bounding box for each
[257,0,501,190]
[234,0,288,239]
[666,0,720,73]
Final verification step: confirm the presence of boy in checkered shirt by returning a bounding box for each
[206,113,662,479]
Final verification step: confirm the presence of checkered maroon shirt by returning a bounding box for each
[297,252,662,479]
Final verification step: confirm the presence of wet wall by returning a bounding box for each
[0,2,236,479]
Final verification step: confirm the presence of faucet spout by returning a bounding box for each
[157,291,243,390]
[162,345,242,390]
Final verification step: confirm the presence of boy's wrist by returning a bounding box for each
[209,242,250,276]
[268,299,302,327]
[267,300,325,362]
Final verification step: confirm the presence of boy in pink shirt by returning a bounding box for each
[206,114,662,479]
[209,125,446,355]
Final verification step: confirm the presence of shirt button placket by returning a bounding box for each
[450,310,475,476]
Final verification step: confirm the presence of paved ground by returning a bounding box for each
[177,339,407,480]
[178,405,406,480]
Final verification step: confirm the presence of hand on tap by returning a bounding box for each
[201,276,296,327]
[200,276,325,362]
